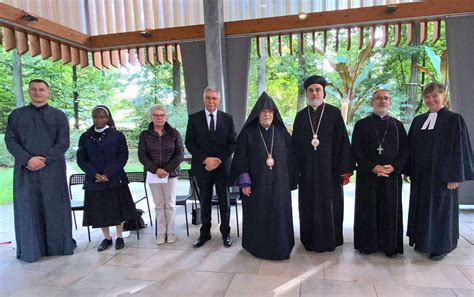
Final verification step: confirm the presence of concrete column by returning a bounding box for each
[203,0,228,111]
[446,15,474,204]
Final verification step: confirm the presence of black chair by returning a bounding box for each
[154,169,193,237]
[125,172,153,227]
[68,173,91,242]
[211,186,241,237]
[69,173,142,241]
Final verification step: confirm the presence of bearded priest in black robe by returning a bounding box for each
[229,92,296,260]
[352,90,409,258]
[292,75,355,252]
[406,82,474,261]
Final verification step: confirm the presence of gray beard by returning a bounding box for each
[308,98,324,108]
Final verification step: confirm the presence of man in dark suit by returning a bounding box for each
[185,86,237,248]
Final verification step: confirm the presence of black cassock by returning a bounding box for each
[229,92,295,260]
[407,107,473,254]
[352,114,408,255]
[5,104,75,262]
[292,104,354,252]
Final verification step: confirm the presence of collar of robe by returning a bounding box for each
[94,125,110,133]
[421,107,444,130]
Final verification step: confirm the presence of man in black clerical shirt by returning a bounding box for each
[351,89,409,258]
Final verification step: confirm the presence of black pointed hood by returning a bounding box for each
[243,91,285,129]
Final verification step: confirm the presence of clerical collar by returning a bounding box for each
[94,125,110,133]
[372,113,390,120]
[30,103,49,110]
[421,113,438,130]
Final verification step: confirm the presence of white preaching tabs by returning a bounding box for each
[421,112,438,130]
[146,171,169,184]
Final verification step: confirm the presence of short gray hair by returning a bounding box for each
[203,86,220,99]
[371,89,391,101]
[149,104,167,116]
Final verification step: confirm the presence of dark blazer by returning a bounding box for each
[185,110,237,177]
[77,127,129,191]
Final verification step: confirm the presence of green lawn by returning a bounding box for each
[0,167,13,205]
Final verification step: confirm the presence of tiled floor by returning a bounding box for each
[1,182,474,297]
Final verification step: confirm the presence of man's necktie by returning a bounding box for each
[209,113,215,132]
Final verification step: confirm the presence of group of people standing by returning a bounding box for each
[5,77,473,263]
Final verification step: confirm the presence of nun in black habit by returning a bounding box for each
[406,82,474,261]
[229,92,296,260]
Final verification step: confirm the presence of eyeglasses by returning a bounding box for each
[152,114,166,118]
[373,96,391,101]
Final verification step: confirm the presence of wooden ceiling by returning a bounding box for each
[1,0,473,69]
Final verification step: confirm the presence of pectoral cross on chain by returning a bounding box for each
[377,145,384,155]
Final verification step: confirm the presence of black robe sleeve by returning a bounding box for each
[390,120,409,174]
[5,111,32,166]
[44,110,70,164]
[442,114,474,182]
[351,120,377,175]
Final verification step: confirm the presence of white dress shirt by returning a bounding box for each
[205,109,217,131]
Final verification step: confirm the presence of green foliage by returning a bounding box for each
[0,134,15,167]
[0,166,13,205]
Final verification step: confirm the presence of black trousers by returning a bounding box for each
[196,174,230,238]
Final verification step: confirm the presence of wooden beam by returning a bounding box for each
[335,28,339,52]
[50,41,61,61]
[156,46,164,65]
[394,23,401,47]
[175,44,182,64]
[111,50,120,68]
[138,47,146,66]
[90,25,204,51]
[2,27,16,51]
[147,46,155,65]
[70,47,80,66]
[165,45,173,64]
[93,51,102,69]
[382,25,389,48]
[28,34,40,57]
[432,20,441,43]
[277,34,282,56]
[120,49,128,67]
[358,27,364,50]
[266,35,271,57]
[15,30,28,54]
[289,33,293,55]
[256,36,261,58]
[419,21,427,44]
[347,28,351,51]
[224,0,474,37]
[39,37,51,59]
[102,51,111,69]
[61,44,71,64]
[0,3,89,49]
[79,49,89,68]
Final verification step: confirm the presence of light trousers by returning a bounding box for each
[149,177,177,236]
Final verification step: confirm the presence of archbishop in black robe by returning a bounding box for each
[5,104,75,262]
[352,114,408,257]
[229,92,296,260]
[406,107,473,257]
[293,103,354,252]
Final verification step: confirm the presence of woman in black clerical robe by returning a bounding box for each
[229,92,296,260]
[406,82,474,261]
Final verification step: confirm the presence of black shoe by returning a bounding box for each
[223,236,233,248]
[429,252,447,261]
[384,252,397,258]
[359,250,371,255]
[193,235,211,248]
[115,237,125,250]
[97,239,113,252]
